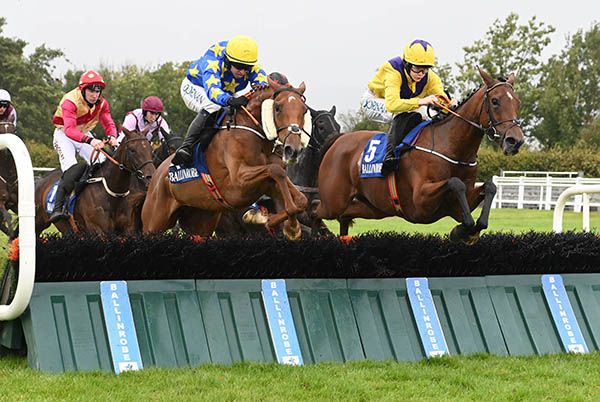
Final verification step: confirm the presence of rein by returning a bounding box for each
[92,137,154,183]
[410,81,522,166]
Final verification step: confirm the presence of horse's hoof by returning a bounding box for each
[242,207,268,225]
[464,233,480,246]
[283,224,302,240]
[449,226,462,243]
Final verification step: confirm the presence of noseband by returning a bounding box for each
[272,87,310,149]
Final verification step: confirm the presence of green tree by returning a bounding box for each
[0,17,65,144]
[533,22,600,148]
[94,62,195,137]
[454,13,555,134]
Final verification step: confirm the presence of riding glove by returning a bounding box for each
[227,96,249,107]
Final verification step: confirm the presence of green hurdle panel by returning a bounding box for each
[21,280,200,372]
[347,278,508,361]
[195,279,364,365]
[16,274,600,372]
[486,275,567,355]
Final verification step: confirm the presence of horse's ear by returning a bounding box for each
[298,81,306,94]
[141,126,150,137]
[268,75,283,90]
[478,67,495,87]
[506,72,516,85]
[122,127,132,137]
[330,105,336,116]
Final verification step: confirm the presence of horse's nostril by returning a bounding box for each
[505,137,517,146]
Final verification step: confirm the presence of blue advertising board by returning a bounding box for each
[100,281,144,373]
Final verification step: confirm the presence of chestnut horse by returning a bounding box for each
[215,105,340,237]
[0,122,18,238]
[34,128,155,235]
[141,79,310,239]
[313,68,524,243]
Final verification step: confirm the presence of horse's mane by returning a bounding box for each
[318,132,346,164]
[430,85,482,125]
[430,76,509,125]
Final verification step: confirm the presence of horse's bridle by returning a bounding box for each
[306,111,340,150]
[271,87,311,149]
[480,82,523,143]
[434,82,522,144]
[94,137,154,183]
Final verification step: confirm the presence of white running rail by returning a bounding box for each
[553,185,600,233]
[0,134,36,320]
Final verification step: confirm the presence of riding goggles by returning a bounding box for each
[0,101,9,108]
[85,84,104,93]
[230,62,253,72]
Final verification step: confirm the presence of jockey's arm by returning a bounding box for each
[61,100,94,143]
[98,101,118,146]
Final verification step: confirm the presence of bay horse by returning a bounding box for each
[34,128,155,235]
[141,78,310,239]
[0,122,18,238]
[215,105,340,237]
[313,68,524,244]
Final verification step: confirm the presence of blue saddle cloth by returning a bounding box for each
[359,121,433,179]
[393,120,432,157]
[45,181,77,215]
[359,133,387,178]
[168,143,210,184]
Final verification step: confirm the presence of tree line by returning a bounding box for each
[0,14,598,150]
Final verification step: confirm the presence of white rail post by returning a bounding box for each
[544,176,552,210]
[0,134,36,321]
[492,175,499,208]
[553,184,600,233]
[517,176,524,209]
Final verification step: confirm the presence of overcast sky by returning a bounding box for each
[3,0,598,115]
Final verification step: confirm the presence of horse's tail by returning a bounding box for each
[317,132,346,167]
[129,192,147,233]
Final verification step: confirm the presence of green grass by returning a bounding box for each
[0,354,598,401]
[326,208,600,236]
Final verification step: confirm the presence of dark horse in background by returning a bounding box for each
[0,122,18,238]
[215,105,340,237]
[34,128,155,235]
[313,68,524,244]
[141,78,311,239]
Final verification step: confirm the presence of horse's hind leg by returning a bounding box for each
[178,207,221,236]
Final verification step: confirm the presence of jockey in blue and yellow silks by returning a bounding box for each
[173,35,268,165]
[360,39,457,174]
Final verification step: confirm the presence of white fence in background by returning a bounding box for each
[491,175,600,212]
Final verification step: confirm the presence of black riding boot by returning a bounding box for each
[381,117,402,176]
[381,113,423,176]
[172,110,212,166]
[48,163,87,224]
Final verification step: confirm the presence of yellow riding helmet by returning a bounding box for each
[403,39,435,67]
[225,35,259,65]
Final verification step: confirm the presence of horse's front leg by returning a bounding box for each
[466,181,497,233]
[412,177,477,244]
[236,164,304,226]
